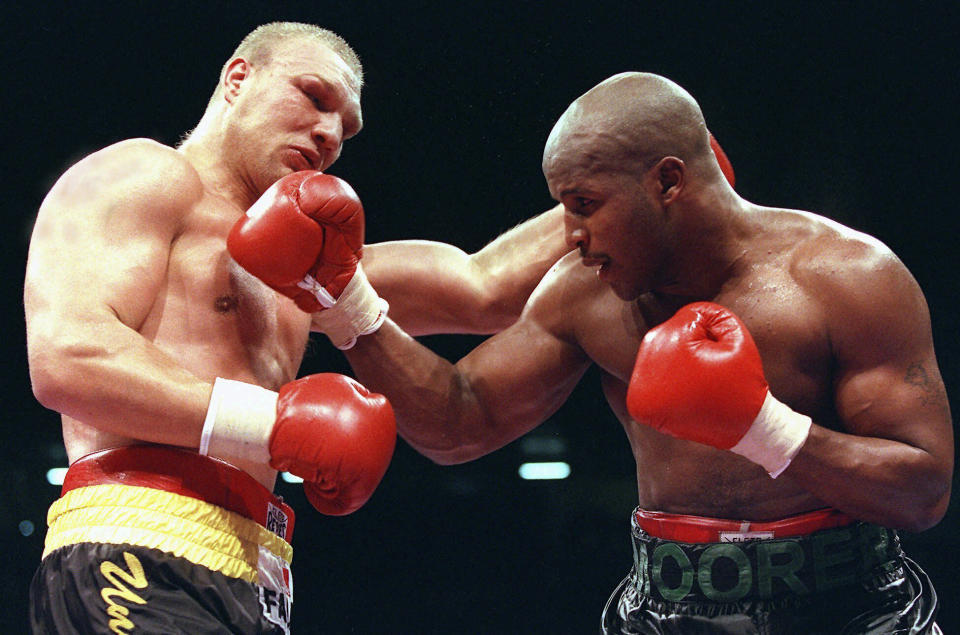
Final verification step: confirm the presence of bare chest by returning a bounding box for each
[581,270,833,409]
[141,201,312,388]
[576,275,835,516]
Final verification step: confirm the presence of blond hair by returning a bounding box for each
[206,22,363,108]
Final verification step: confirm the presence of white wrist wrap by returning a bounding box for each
[200,377,279,466]
[729,391,812,478]
[308,263,389,350]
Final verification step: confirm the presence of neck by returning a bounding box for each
[653,186,752,299]
[178,112,260,210]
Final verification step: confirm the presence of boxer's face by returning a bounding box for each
[225,38,363,195]
[546,163,667,301]
[544,122,670,300]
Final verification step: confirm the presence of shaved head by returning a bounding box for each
[543,72,712,182]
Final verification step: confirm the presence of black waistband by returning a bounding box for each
[629,518,904,603]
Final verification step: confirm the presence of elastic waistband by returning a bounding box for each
[634,507,854,543]
[629,512,903,604]
[63,446,294,542]
[43,484,294,582]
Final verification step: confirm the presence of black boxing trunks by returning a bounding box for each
[29,446,295,634]
[601,507,941,634]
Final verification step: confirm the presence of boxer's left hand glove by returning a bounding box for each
[202,373,396,515]
[625,302,811,478]
[227,171,387,348]
[709,133,736,187]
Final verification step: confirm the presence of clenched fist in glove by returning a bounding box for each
[626,302,811,478]
[201,373,396,515]
[228,170,388,349]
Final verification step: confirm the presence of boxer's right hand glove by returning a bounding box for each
[227,171,388,349]
[625,302,810,478]
[202,373,396,515]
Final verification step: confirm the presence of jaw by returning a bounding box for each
[600,262,647,302]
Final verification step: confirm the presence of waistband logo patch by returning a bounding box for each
[720,531,775,542]
[267,502,289,538]
[258,546,293,633]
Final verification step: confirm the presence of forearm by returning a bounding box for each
[362,205,568,336]
[361,241,493,335]
[784,424,951,531]
[29,321,212,448]
[343,320,490,464]
[468,204,569,323]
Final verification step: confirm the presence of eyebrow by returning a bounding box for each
[303,73,361,103]
[302,74,363,132]
[558,187,594,199]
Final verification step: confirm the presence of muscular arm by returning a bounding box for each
[357,204,568,336]
[342,260,592,463]
[25,140,212,448]
[785,243,953,531]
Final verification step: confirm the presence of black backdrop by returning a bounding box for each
[4,1,958,632]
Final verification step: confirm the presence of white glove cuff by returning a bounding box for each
[729,391,812,478]
[200,377,279,466]
[310,262,389,349]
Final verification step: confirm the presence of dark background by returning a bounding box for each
[3,1,958,632]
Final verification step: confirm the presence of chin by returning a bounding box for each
[269,165,299,186]
[609,282,644,302]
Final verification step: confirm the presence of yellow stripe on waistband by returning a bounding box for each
[43,484,293,583]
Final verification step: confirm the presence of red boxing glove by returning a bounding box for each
[272,374,396,515]
[228,171,388,348]
[201,374,396,515]
[227,170,364,312]
[625,302,810,477]
[709,133,736,187]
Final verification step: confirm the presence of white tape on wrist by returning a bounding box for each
[729,391,812,478]
[200,377,279,466]
[309,262,389,349]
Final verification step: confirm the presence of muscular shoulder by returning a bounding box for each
[787,211,909,296]
[44,138,204,225]
[522,251,621,338]
[784,211,929,359]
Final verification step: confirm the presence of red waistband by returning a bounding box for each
[63,445,295,542]
[633,507,855,543]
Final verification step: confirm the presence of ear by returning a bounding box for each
[222,58,251,104]
[654,157,685,204]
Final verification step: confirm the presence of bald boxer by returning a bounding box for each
[24,22,571,633]
[300,73,951,633]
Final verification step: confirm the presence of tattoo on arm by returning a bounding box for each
[905,361,950,415]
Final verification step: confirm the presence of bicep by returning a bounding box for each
[27,208,169,332]
[452,281,592,451]
[830,259,952,461]
[835,348,952,463]
[25,147,187,336]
